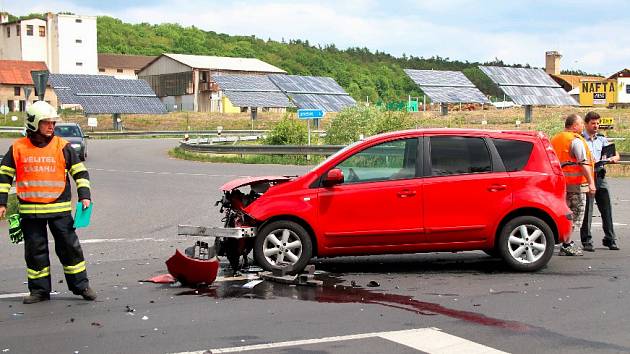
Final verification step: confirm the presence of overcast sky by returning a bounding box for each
[3,0,629,75]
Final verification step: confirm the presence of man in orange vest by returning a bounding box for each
[551,113,596,256]
[0,101,96,304]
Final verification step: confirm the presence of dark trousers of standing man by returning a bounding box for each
[581,174,617,246]
[22,215,90,296]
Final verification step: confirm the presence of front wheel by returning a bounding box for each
[498,216,554,272]
[254,220,312,274]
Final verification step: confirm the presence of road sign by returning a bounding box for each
[31,70,49,100]
[297,109,325,119]
[87,117,98,127]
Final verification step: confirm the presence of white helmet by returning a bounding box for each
[25,101,60,132]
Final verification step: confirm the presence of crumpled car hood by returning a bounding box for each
[220,176,292,192]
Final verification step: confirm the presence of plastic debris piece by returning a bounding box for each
[367,281,380,287]
[142,316,149,320]
[144,274,176,284]
[125,305,135,313]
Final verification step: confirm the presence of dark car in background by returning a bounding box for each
[54,122,88,161]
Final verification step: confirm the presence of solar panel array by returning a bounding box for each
[211,75,295,108]
[48,74,166,114]
[268,74,356,112]
[404,69,490,104]
[479,66,578,106]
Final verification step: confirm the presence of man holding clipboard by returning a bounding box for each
[580,111,621,251]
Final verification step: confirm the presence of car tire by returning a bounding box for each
[254,220,312,274]
[498,216,554,272]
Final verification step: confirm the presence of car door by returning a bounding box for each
[422,135,511,243]
[318,137,425,248]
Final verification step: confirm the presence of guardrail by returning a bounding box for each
[180,141,345,155]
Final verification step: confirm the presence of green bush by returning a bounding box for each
[264,115,308,145]
[325,105,415,145]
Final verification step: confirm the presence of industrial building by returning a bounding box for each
[0,12,98,74]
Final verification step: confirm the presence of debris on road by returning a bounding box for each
[165,247,219,286]
[367,280,380,287]
[125,305,135,313]
[260,264,322,287]
[143,274,176,284]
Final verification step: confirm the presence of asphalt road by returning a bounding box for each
[0,138,629,354]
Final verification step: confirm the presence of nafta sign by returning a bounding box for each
[579,79,618,107]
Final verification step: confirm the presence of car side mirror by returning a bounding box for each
[323,168,344,187]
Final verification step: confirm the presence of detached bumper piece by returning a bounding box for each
[178,225,256,239]
[166,249,219,286]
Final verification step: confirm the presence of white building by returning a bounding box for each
[0,12,97,74]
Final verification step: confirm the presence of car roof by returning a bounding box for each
[55,122,80,126]
[366,128,541,142]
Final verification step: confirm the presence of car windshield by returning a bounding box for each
[55,125,82,138]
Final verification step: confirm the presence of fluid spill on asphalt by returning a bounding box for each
[175,274,531,332]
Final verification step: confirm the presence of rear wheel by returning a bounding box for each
[498,216,554,272]
[254,220,312,274]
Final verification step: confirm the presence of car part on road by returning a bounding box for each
[165,249,219,286]
[259,264,322,286]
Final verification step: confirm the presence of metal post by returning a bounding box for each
[423,96,426,112]
[306,119,311,161]
[524,105,533,123]
[441,103,448,116]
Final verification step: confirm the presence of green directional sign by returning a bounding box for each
[31,70,49,101]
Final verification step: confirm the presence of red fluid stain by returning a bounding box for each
[176,275,531,332]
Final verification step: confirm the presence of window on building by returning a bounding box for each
[5,27,9,37]
[76,62,83,67]
[117,69,124,73]
[75,18,82,23]
[627,85,630,94]
[14,87,20,96]
[99,68,105,72]
[75,39,82,44]
[26,25,33,36]
[39,26,45,37]
[16,25,20,36]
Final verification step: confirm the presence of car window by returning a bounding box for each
[492,138,533,172]
[54,125,82,138]
[429,136,491,176]
[335,138,418,183]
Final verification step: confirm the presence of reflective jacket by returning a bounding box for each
[0,135,91,218]
[551,131,593,186]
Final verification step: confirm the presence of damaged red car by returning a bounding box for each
[179,129,572,273]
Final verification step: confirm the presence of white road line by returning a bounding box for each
[171,327,507,354]
[0,292,29,299]
[591,222,628,226]
[80,237,186,244]
[90,167,244,178]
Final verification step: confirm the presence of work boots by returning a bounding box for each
[80,287,97,301]
[23,293,50,304]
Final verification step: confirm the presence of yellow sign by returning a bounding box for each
[599,117,614,129]
[579,80,618,106]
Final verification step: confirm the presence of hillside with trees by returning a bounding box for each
[8,12,562,103]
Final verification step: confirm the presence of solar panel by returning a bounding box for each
[404,69,490,104]
[268,74,355,112]
[211,74,294,108]
[49,74,166,114]
[479,66,578,106]
[224,91,295,108]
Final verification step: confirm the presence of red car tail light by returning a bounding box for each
[539,132,563,176]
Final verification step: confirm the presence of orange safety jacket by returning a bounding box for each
[12,136,67,203]
[551,131,594,186]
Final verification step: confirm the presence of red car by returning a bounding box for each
[195,129,572,273]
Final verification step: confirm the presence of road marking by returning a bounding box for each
[80,237,186,244]
[90,168,244,178]
[171,327,507,354]
[592,222,627,227]
[0,291,59,299]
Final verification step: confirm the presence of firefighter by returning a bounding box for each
[0,101,96,304]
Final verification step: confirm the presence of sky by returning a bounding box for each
[3,0,629,75]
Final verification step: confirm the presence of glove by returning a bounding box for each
[8,214,23,244]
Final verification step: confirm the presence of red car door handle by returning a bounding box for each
[397,189,417,198]
[488,184,507,192]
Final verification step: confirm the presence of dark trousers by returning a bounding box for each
[581,178,617,246]
[22,214,89,295]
